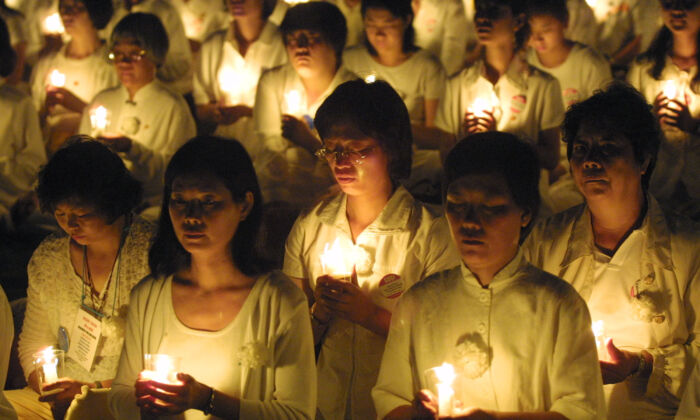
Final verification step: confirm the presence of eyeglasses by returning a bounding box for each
[108,49,147,63]
[315,146,375,165]
[285,31,324,48]
[660,0,698,9]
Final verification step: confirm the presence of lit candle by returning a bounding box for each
[662,80,678,101]
[284,0,309,4]
[433,363,456,417]
[217,65,258,106]
[40,347,59,384]
[592,320,606,359]
[89,105,110,135]
[364,72,377,84]
[284,89,303,116]
[468,95,499,120]
[142,354,180,384]
[319,238,353,281]
[43,13,65,35]
[48,69,66,88]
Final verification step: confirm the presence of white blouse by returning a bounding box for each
[372,251,606,420]
[109,271,316,420]
[412,0,468,76]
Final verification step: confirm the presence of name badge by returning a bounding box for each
[67,306,102,372]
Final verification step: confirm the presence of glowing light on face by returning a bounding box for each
[43,13,65,34]
[48,69,66,88]
[284,89,303,115]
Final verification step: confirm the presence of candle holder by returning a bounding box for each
[142,354,181,384]
[425,363,458,418]
[33,347,65,396]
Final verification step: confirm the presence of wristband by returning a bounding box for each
[201,387,215,415]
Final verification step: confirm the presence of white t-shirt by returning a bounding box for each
[283,186,460,420]
[79,81,196,206]
[565,0,598,48]
[0,81,46,218]
[627,57,700,204]
[412,0,468,76]
[435,55,565,145]
[109,271,316,420]
[105,0,193,94]
[253,64,357,207]
[523,197,700,419]
[372,251,606,420]
[0,286,17,420]
[18,218,154,384]
[169,0,228,42]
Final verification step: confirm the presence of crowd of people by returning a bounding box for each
[0,0,699,419]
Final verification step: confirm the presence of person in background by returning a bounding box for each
[6,138,153,420]
[103,0,193,97]
[30,0,118,154]
[373,132,605,420]
[343,0,446,201]
[526,0,613,213]
[194,0,287,161]
[78,12,195,216]
[524,83,700,419]
[0,285,17,420]
[169,0,228,52]
[0,0,26,85]
[284,79,459,420]
[627,0,700,219]
[253,1,355,209]
[0,16,46,230]
[109,136,315,420]
[411,0,469,76]
[325,0,364,48]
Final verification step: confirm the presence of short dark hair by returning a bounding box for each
[149,136,269,277]
[315,79,413,184]
[77,0,113,30]
[36,136,143,223]
[281,2,347,63]
[525,0,568,23]
[361,0,417,55]
[444,132,540,234]
[475,0,529,49]
[110,13,169,67]
[562,82,660,189]
[0,17,16,78]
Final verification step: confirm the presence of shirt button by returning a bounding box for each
[477,322,487,334]
[479,292,489,303]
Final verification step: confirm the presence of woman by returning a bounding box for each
[524,83,700,418]
[283,79,459,420]
[109,136,316,419]
[373,132,605,420]
[253,1,356,208]
[627,0,700,218]
[6,138,152,420]
[30,0,118,153]
[78,12,196,212]
[434,0,564,173]
[343,0,446,200]
[0,0,26,85]
[194,0,288,160]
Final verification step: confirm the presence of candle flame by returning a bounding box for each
[49,69,66,88]
[320,238,353,277]
[285,89,303,115]
[662,81,678,100]
[365,73,377,84]
[434,362,456,384]
[592,320,604,339]
[40,346,55,363]
[284,0,309,4]
[585,0,597,8]
[90,106,109,131]
[469,96,497,119]
[43,13,65,34]
[217,65,259,105]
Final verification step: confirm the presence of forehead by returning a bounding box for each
[446,173,513,201]
[55,199,95,212]
[286,29,322,38]
[324,135,378,148]
[364,7,400,20]
[528,13,562,26]
[112,39,142,50]
[171,173,229,193]
[574,122,633,145]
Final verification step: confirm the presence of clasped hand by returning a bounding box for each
[599,338,642,384]
[412,390,494,420]
[654,92,699,133]
[135,372,210,417]
[314,274,376,326]
[463,110,496,134]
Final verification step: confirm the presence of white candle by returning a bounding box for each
[319,238,353,281]
[592,320,606,359]
[663,81,678,101]
[284,89,303,115]
[38,346,59,383]
[43,13,65,35]
[89,105,110,134]
[434,363,456,417]
[48,69,66,88]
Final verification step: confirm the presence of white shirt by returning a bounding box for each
[253,64,357,207]
[18,218,154,384]
[109,271,316,420]
[590,0,635,58]
[0,81,47,218]
[627,57,700,204]
[412,0,468,76]
[168,0,228,42]
[435,56,565,145]
[523,197,700,419]
[565,0,598,48]
[372,251,606,420]
[105,0,193,94]
[676,361,700,419]
[283,186,460,420]
[79,81,196,206]
[0,286,17,420]
[0,7,26,47]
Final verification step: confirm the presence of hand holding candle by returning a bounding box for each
[655,80,698,132]
[33,346,65,396]
[48,69,66,88]
[464,96,498,134]
[319,238,353,281]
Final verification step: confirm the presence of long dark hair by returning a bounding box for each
[148,136,270,278]
[361,0,418,56]
[638,26,700,94]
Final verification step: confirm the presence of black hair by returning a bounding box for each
[444,132,540,235]
[281,2,347,64]
[475,0,529,50]
[315,79,413,184]
[69,0,113,30]
[0,17,16,78]
[525,0,568,23]
[361,0,417,55]
[562,82,661,189]
[149,136,270,278]
[637,26,700,94]
[110,13,169,67]
[36,136,143,223]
